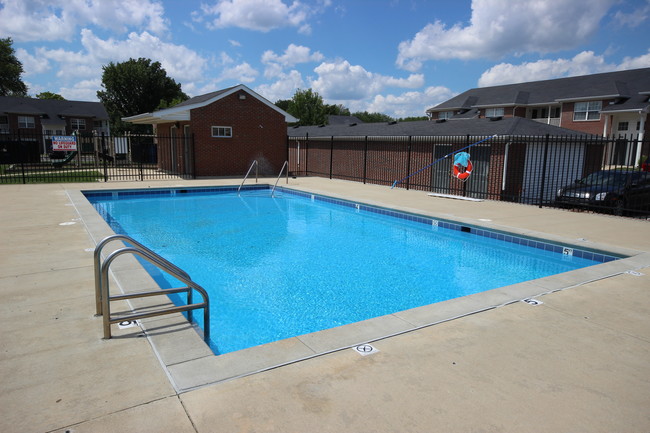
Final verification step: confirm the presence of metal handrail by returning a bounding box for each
[271,160,289,197]
[94,235,210,343]
[93,234,190,316]
[237,160,258,196]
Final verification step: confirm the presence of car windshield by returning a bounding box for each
[579,171,629,187]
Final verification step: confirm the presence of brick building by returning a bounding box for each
[123,85,297,177]
[426,68,650,140]
[0,96,109,159]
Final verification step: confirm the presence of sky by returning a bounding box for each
[2,0,650,118]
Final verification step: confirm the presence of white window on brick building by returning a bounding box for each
[18,116,35,128]
[211,126,232,137]
[485,107,504,118]
[438,111,454,120]
[71,118,86,130]
[573,101,601,121]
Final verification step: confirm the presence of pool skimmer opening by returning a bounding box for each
[626,270,644,277]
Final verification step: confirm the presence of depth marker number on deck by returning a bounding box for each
[353,344,379,356]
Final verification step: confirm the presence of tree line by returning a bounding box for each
[2,37,425,134]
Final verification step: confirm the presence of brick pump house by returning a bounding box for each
[123,84,297,177]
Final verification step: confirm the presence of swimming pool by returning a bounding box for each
[86,185,617,355]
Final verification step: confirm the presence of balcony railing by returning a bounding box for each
[531,117,561,126]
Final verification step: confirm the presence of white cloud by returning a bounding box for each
[255,70,306,102]
[0,0,168,42]
[17,29,209,100]
[79,30,208,82]
[365,86,456,118]
[396,0,617,71]
[311,59,424,100]
[612,0,650,28]
[618,49,650,70]
[262,44,324,67]
[261,44,324,77]
[477,50,650,87]
[16,48,51,75]
[219,62,259,83]
[59,78,103,101]
[198,0,322,33]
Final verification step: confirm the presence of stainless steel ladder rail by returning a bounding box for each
[94,234,190,316]
[237,160,258,196]
[271,160,289,197]
[94,235,210,343]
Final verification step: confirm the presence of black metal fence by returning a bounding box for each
[288,133,650,218]
[0,131,194,184]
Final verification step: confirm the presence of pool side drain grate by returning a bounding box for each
[523,299,543,306]
[625,270,644,277]
[353,344,379,356]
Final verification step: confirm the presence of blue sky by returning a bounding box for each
[2,0,650,117]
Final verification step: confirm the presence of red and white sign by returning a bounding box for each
[52,136,77,151]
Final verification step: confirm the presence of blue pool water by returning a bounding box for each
[87,186,614,354]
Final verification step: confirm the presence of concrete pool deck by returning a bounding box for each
[1,177,649,432]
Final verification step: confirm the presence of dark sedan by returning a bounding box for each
[555,169,650,216]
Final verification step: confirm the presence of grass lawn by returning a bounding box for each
[0,166,104,184]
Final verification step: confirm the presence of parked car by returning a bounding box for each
[555,169,650,216]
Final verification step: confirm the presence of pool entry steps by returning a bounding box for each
[93,234,211,343]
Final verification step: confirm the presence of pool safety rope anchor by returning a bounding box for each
[391,134,498,189]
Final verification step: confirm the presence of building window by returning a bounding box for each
[71,118,86,130]
[211,126,232,138]
[573,101,601,121]
[18,116,35,128]
[617,122,629,132]
[438,111,453,120]
[485,107,504,118]
[0,115,8,133]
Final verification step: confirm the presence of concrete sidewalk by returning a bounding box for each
[0,178,648,432]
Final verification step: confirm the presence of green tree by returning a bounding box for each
[352,111,394,123]
[0,37,28,97]
[286,89,327,126]
[324,103,350,117]
[398,116,428,122]
[97,58,188,132]
[274,99,290,112]
[36,91,65,100]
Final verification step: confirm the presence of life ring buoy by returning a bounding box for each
[453,159,473,180]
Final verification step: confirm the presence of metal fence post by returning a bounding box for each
[363,136,368,184]
[139,135,145,181]
[101,132,109,182]
[329,135,334,179]
[538,134,550,208]
[430,138,436,191]
[191,133,196,179]
[17,130,26,184]
[406,136,412,190]
[305,133,309,176]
